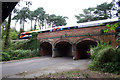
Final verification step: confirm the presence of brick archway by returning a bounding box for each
[53,39,73,57]
[40,40,53,45]
[54,39,73,46]
[40,41,52,56]
[75,37,97,59]
[75,37,98,45]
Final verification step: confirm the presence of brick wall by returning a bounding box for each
[37,25,117,47]
[38,26,106,39]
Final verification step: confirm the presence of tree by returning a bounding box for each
[1,20,7,39]
[19,7,30,31]
[75,7,95,23]
[47,14,56,27]
[10,30,19,40]
[53,16,68,26]
[117,0,120,19]
[12,1,32,31]
[75,2,116,23]
[28,11,34,30]
[12,7,30,31]
[47,14,68,27]
[94,2,114,19]
[4,13,11,49]
[33,7,46,30]
[12,8,20,30]
[43,14,49,29]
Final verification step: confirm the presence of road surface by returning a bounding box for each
[2,56,91,78]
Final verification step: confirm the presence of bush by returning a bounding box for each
[10,30,19,40]
[4,49,32,60]
[2,49,41,61]
[11,40,29,50]
[89,42,120,74]
[90,41,110,60]
[11,39,40,51]
[2,52,10,61]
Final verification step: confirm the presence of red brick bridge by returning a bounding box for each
[37,20,118,60]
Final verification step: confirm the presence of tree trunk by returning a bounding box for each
[23,20,25,31]
[45,20,46,29]
[109,10,112,19]
[14,20,17,30]
[38,20,42,30]
[34,19,37,30]
[31,20,32,30]
[4,13,11,49]
[51,22,53,28]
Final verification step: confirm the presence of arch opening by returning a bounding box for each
[76,40,97,59]
[40,42,52,56]
[55,41,72,57]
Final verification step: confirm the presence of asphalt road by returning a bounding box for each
[2,56,91,78]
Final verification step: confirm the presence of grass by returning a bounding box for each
[38,69,120,78]
[39,69,90,78]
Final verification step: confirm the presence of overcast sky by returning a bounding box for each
[11,0,113,31]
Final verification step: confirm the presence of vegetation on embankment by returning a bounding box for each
[88,42,120,75]
[2,39,40,61]
[1,32,40,61]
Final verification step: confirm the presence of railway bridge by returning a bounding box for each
[37,20,118,60]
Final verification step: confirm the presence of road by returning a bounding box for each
[2,56,91,78]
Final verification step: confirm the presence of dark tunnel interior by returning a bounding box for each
[40,42,52,56]
[55,41,72,57]
[76,40,97,59]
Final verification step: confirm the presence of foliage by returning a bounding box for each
[2,49,40,61]
[4,13,12,49]
[23,39,40,50]
[10,30,19,40]
[104,22,120,46]
[1,20,7,39]
[94,2,114,19]
[104,22,120,32]
[28,11,34,30]
[47,14,68,27]
[117,0,120,19]
[89,42,120,74]
[10,33,40,51]
[10,39,39,50]
[33,7,46,30]
[13,5,68,31]
[10,40,27,50]
[12,7,30,31]
[75,7,95,23]
[75,2,115,23]
[90,41,109,60]
[2,33,40,61]
[2,52,11,61]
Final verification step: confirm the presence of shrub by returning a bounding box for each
[5,49,32,60]
[11,39,40,51]
[11,40,29,50]
[10,30,19,40]
[89,42,120,74]
[90,41,109,60]
[2,49,41,61]
[2,52,10,61]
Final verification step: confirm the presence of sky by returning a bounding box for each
[11,0,113,31]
